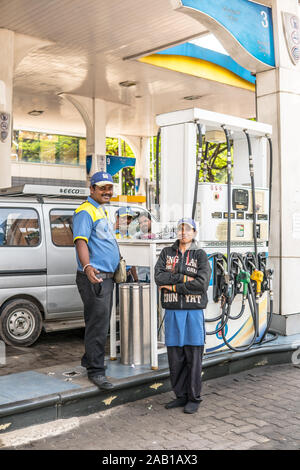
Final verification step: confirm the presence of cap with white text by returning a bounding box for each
[90,171,114,187]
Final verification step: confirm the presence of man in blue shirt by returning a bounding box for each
[114,206,136,239]
[73,171,120,390]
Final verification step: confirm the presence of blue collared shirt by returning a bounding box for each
[73,196,120,273]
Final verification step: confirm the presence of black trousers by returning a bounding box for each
[76,271,114,377]
[167,345,204,403]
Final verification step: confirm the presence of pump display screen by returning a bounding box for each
[232,189,249,211]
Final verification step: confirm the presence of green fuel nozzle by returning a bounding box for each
[237,271,251,298]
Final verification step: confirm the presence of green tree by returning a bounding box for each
[106,137,119,156]
[199,142,231,183]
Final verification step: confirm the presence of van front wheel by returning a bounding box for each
[0,299,43,347]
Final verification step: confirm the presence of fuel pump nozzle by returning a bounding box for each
[265,268,274,301]
[250,269,264,339]
[224,273,234,301]
[233,270,251,319]
[237,270,251,299]
[250,269,264,297]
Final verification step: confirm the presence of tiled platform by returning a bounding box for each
[0,333,300,434]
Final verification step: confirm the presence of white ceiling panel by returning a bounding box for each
[0,0,256,138]
[0,0,207,56]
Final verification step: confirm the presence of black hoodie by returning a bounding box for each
[154,240,212,310]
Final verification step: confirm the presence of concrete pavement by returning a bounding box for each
[0,329,85,377]
[2,363,300,450]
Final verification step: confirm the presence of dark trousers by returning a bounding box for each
[167,345,204,403]
[76,271,114,377]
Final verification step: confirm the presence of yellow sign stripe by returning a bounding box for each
[139,54,255,92]
[111,195,146,203]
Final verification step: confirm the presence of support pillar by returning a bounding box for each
[0,29,52,188]
[59,95,107,184]
[135,137,150,196]
[256,0,300,333]
[0,29,14,188]
[121,135,150,196]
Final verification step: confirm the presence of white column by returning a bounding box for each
[93,98,106,158]
[118,137,122,195]
[135,137,150,196]
[59,95,107,183]
[0,29,52,188]
[256,0,300,332]
[0,29,14,188]
[120,135,150,197]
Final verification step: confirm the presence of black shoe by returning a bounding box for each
[184,401,200,414]
[165,397,187,409]
[81,359,88,368]
[88,375,114,390]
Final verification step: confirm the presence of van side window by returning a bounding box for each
[50,209,74,246]
[0,208,40,247]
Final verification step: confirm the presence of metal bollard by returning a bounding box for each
[119,283,151,365]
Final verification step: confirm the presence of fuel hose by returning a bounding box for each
[155,127,161,206]
[219,252,259,352]
[192,123,203,219]
[222,126,232,276]
[266,135,273,234]
[244,130,258,265]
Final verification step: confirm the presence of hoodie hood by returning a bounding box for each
[172,239,199,251]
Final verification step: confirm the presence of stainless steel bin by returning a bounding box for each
[119,283,151,365]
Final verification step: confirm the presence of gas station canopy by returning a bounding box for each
[0,0,261,137]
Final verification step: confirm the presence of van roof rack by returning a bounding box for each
[0,184,89,199]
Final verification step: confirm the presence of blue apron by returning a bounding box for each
[164,309,206,347]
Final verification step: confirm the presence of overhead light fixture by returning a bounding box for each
[119,80,137,88]
[28,110,44,116]
[183,95,202,101]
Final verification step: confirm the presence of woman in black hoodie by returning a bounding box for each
[155,218,211,414]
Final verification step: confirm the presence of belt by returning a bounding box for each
[77,270,114,279]
[97,272,114,279]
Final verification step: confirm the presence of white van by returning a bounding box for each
[0,185,157,347]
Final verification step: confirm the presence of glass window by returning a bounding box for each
[50,209,74,246]
[0,208,40,247]
[12,130,86,166]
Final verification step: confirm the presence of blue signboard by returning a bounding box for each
[86,154,93,175]
[179,0,275,67]
[106,156,136,176]
[86,155,136,176]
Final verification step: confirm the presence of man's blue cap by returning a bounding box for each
[116,207,136,218]
[177,218,197,230]
[90,171,113,187]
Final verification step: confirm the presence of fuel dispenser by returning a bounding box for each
[156,108,274,354]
